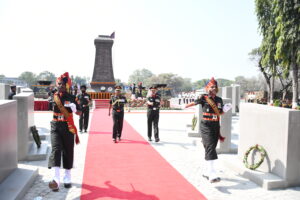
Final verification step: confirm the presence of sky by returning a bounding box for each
[0,0,262,82]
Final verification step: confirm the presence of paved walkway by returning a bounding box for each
[21,110,300,200]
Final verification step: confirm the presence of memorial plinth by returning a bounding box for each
[0,100,17,183]
[224,103,300,189]
[0,83,10,100]
[14,93,34,161]
[90,35,116,94]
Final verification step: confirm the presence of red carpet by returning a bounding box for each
[81,109,206,200]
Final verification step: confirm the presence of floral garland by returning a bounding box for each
[191,115,197,131]
[243,144,267,170]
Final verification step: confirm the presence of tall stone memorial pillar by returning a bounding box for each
[90,35,116,92]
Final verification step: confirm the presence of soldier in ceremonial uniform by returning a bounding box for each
[48,72,82,191]
[185,77,231,183]
[108,85,127,143]
[136,82,143,99]
[130,83,136,100]
[8,85,16,100]
[146,85,162,142]
[76,85,91,132]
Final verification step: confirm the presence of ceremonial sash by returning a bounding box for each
[204,96,221,120]
[204,96,225,142]
[54,94,80,144]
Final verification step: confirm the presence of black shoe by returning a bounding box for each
[210,177,221,183]
[79,130,83,133]
[64,183,72,188]
[155,138,160,142]
[49,180,59,192]
[84,130,87,133]
[148,138,152,141]
[117,137,121,141]
[113,139,117,143]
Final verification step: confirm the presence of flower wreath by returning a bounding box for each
[191,115,197,131]
[243,144,267,170]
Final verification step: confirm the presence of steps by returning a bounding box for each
[93,99,110,109]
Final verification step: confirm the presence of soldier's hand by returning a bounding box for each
[75,111,82,116]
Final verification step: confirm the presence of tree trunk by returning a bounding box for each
[270,76,274,103]
[291,62,299,108]
[282,91,287,101]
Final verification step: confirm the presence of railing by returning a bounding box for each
[88,92,113,99]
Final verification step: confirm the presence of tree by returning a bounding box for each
[182,78,193,92]
[255,0,278,103]
[216,78,234,87]
[255,0,300,107]
[147,73,188,93]
[128,68,154,86]
[37,71,56,82]
[72,76,90,86]
[273,0,300,107]
[192,78,233,90]
[18,72,37,87]
[193,79,209,90]
[249,48,274,102]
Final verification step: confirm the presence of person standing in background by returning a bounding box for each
[76,85,91,133]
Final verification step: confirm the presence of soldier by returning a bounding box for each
[72,85,78,96]
[48,87,57,111]
[108,85,127,143]
[130,83,136,100]
[48,72,82,192]
[136,82,143,99]
[8,85,16,100]
[185,77,231,183]
[76,85,91,132]
[146,85,162,142]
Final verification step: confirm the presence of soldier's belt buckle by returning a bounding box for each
[213,115,217,120]
[153,107,157,110]
[58,115,64,120]
[116,109,121,112]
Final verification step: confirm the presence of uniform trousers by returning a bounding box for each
[48,121,74,169]
[112,110,124,139]
[147,109,160,139]
[200,120,220,160]
[79,106,89,131]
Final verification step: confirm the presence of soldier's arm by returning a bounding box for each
[185,95,203,108]
[146,97,153,106]
[88,94,92,107]
[108,98,112,116]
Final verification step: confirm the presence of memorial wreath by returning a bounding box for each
[243,144,267,170]
[191,115,197,131]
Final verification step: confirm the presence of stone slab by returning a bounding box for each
[27,142,49,161]
[0,166,38,200]
[221,154,287,190]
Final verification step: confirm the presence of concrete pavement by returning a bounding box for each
[21,110,300,200]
